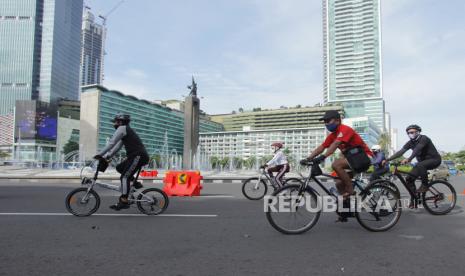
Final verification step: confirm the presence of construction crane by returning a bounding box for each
[98,0,125,26]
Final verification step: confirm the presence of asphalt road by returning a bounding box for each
[0,176,464,276]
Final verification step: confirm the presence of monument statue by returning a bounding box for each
[187,76,197,97]
[182,76,200,169]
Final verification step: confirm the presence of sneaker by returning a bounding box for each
[109,202,130,211]
[133,181,143,189]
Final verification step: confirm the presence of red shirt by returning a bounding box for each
[322,124,373,157]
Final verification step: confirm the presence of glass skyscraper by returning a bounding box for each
[323,0,385,131]
[0,0,42,115]
[80,9,105,86]
[0,0,83,160]
[0,0,83,114]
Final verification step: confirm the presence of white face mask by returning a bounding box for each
[408,133,419,140]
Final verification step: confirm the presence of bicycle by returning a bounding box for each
[242,167,301,200]
[65,159,169,216]
[265,160,402,234]
[370,162,456,215]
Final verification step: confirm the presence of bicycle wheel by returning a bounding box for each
[422,180,456,215]
[242,177,268,200]
[369,179,400,199]
[137,188,169,215]
[65,187,100,217]
[356,183,402,232]
[266,183,321,235]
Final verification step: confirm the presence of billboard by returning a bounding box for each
[15,100,57,141]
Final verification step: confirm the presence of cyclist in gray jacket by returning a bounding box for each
[94,114,149,210]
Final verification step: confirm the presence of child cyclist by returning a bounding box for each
[261,142,290,187]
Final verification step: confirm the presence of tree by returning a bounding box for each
[210,156,220,169]
[0,151,10,159]
[63,140,79,155]
[219,157,230,169]
[377,132,391,153]
[244,156,256,169]
[232,156,243,169]
[238,107,244,113]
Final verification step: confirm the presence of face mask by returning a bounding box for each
[408,133,419,140]
[326,123,338,132]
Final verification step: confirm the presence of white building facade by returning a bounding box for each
[199,127,326,161]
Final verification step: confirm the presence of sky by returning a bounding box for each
[84,0,465,153]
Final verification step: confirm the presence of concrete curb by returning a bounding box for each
[0,175,330,184]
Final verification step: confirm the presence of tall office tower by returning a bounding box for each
[0,0,83,160]
[323,0,385,131]
[80,8,106,86]
[0,0,83,112]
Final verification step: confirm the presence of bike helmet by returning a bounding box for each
[406,124,421,133]
[271,142,283,149]
[371,144,381,152]
[112,113,131,124]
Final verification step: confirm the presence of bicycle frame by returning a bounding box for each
[297,167,365,197]
[257,168,281,188]
[80,162,154,204]
[389,165,421,200]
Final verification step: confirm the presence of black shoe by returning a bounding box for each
[133,181,143,189]
[335,215,348,223]
[408,198,418,209]
[109,202,130,211]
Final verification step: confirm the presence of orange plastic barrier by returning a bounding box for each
[140,170,158,177]
[163,171,203,196]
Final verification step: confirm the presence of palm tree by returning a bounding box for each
[378,132,391,153]
[244,156,256,169]
[210,156,220,170]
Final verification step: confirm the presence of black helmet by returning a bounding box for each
[112,113,131,124]
[406,124,421,133]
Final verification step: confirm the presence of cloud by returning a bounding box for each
[90,0,465,152]
[381,0,465,152]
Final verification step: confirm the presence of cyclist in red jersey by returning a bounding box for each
[301,110,373,198]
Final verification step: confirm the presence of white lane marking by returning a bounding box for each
[398,234,424,240]
[0,212,217,217]
[197,195,235,198]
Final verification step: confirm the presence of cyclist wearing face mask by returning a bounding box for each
[384,125,441,206]
[301,110,372,198]
[93,114,149,210]
[261,142,289,187]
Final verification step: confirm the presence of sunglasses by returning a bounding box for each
[407,131,418,134]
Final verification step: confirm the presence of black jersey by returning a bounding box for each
[401,135,440,162]
[98,125,148,158]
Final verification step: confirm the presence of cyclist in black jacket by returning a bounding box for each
[384,124,441,207]
[94,114,149,210]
